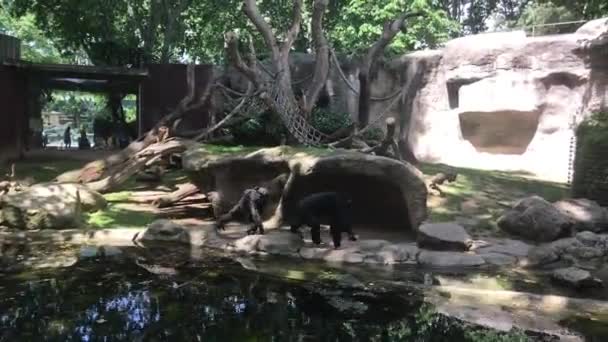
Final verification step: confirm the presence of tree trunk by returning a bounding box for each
[360,118,402,160]
[357,70,371,128]
[357,11,422,129]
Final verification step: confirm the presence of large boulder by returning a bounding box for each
[137,220,191,244]
[1,183,107,212]
[497,196,573,242]
[183,146,428,233]
[554,198,608,233]
[524,231,608,268]
[474,239,532,258]
[0,183,106,230]
[417,222,472,251]
[552,267,603,289]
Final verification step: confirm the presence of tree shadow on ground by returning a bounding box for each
[419,163,570,237]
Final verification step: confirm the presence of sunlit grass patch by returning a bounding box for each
[421,163,569,235]
[86,204,155,229]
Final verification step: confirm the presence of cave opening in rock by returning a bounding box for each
[282,173,413,236]
[459,110,541,155]
[447,79,480,109]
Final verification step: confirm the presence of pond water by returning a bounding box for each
[0,243,542,342]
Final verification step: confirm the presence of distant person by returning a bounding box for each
[42,131,48,148]
[78,125,90,150]
[63,126,71,149]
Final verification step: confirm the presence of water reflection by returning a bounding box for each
[0,246,532,341]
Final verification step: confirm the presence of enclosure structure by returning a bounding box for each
[279,18,608,183]
[0,34,26,164]
[0,58,149,151]
[140,64,214,135]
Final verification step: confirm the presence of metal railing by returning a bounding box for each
[491,19,588,37]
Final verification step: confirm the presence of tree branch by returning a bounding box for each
[225,32,259,87]
[194,83,255,141]
[358,11,423,128]
[302,0,330,114]
[242,0,280,60]
[281,0,303,56]
[364,11,423,70]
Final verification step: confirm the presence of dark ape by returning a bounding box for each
[216,186,269,235]
[290,192,357,248]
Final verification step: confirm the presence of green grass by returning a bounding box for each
[11,160,84,183]
[420,163,569,236]
[85,204,155,229]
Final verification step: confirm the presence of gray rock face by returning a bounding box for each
[554,198,608,233]
[552,267,603,288]
[498,196,573,242]
[418,251,485,267]
[138,220,191,244]
[417,222,472,251]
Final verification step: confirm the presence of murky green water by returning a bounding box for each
[0,242,548,342]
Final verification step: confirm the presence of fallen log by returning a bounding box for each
[86,139,193,193]
[151,182,201,208]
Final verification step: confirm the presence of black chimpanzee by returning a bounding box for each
[215,186,269,235]
[290,192,357,249]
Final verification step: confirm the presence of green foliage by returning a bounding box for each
[361,126,384,142]
[539,0,608,19]
[231,110,288,146]
[329,0,459,54]
[9,0,192,65]
[577,112,608,145]
[310,108,353,135]
[572,112,608,204]
[0,5,63,63]
[464,329,530,342]
[514,2,580,35]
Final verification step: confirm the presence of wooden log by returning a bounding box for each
[151,182,201,208]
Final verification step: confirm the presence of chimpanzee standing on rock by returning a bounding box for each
[290,192,357,249]
[215,186,270,235]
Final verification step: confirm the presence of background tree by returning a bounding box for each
[539,0,608,20]
[9,0,193,66]
[0,2,64,63]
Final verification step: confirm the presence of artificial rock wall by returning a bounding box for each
[328,18,608,183]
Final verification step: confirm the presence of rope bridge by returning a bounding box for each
[219,52,408,147]
[269,84,329,146]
